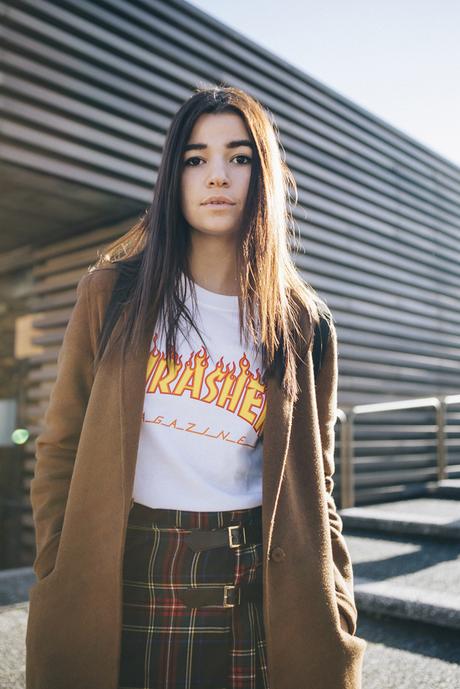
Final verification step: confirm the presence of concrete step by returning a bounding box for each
[344,526,460,631]
[355,577,460,630]
[340,497,460,540]
[432,478,460,499]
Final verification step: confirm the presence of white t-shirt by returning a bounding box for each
[132,273,266,510]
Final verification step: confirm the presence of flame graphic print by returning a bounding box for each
[143,332,266,446]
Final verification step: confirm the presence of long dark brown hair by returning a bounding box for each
[89,84,331,402]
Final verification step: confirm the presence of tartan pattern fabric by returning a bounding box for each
[118,502,269,689]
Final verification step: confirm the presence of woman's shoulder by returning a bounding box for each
[75,263,121,328]
[79,262,119,291]
[298,291,336,344]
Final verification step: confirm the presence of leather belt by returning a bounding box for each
[183,522,262,552]
[178,582,262,608]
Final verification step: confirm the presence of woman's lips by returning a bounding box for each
[203,202,235,209]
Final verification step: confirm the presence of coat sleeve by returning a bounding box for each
[30,272,96,581]
[315,318,358,636]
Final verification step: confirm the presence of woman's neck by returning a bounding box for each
[187,240,240,296]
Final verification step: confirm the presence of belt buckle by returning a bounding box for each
[228,524,245,548]
[223,584,240,607]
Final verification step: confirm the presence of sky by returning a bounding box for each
[188,0,460,169]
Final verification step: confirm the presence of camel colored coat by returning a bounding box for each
[25,265,367,689]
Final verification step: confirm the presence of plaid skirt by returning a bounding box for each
[117,501,269,689]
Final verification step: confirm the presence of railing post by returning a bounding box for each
[436,396,447,482]
[340,409,355,508]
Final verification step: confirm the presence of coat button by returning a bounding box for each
[270,546,285,562]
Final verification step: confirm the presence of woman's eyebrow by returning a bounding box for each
[183,139,254,153]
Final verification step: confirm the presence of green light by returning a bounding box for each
[11,428,30,445]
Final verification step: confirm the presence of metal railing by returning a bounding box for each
[337,394,460,508]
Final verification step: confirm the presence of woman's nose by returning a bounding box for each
[207,162,229,185]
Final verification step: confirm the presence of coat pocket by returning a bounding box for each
[334,595,368,651]
[337,624,368,653]
[28,562,60,604]
[32,531,62,582]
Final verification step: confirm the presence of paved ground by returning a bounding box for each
[0,601,27,689]
[356,611,460,689]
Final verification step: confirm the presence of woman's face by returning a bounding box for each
[180,111,253,240]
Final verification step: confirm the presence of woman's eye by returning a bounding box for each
[183,155,252,167]
[233,155,252,164]
[184,156,202,166]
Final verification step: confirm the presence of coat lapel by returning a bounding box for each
[119,330,294,546]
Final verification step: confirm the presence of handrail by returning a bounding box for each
[336,393,458,508]
[343,395,440,416]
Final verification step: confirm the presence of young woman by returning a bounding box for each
[26,86,366,689]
